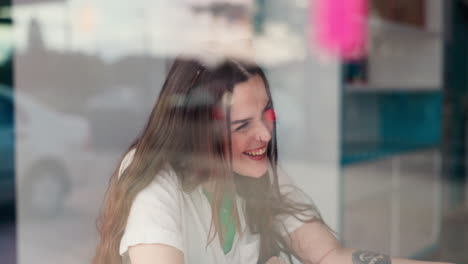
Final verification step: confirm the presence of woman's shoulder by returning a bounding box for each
[119,149,185,258]
[118,148,180,193]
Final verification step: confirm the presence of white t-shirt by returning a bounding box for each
[118,149,318,264]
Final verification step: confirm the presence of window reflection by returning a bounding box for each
[0,0,465,264]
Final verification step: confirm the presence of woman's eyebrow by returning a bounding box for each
[231,118,252,125]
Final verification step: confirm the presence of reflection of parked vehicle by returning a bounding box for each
[85,86,148,151]
[0,85,91,215]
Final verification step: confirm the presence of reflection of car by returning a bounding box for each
[85,86,148,151]
[0,85,91,215]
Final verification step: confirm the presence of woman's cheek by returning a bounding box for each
[230,135,244,159]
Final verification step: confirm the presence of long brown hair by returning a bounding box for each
[93,57,325,264]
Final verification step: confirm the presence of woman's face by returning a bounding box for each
[228,74,275,178]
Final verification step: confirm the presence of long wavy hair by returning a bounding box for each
[93,57,325,264]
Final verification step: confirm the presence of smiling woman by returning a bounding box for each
[93,57,321,264]
[93,57,452,264]
[227,74,273,178]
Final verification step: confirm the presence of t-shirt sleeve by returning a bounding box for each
[118,150,184,256]
[275,167,321,236]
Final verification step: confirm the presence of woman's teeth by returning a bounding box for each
[244,147,266,156]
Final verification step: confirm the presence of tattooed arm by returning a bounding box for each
[286,221,452,264]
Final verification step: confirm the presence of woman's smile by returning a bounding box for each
[243,145,267,160]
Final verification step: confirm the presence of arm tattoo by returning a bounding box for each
[352,250,391,264]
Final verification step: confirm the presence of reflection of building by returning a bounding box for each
[191,2,251,25]
[12,0,63,4]
[26,18,45,53]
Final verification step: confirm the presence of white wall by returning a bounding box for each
[262,0,342,233]
[270,58,341,232]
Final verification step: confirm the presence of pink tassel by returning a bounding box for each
[311,0,369,60]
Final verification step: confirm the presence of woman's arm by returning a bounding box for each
[286,221,451,264]
[129,243,184,264]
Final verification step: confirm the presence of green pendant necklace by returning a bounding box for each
[203,189,236,254]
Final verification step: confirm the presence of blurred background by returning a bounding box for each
[0,0,467,263]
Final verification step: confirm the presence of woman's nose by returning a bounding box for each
[256,121,272,143]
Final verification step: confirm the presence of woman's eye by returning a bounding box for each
[235,122,249,131]
[264,108,276,122]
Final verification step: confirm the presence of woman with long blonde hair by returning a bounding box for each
[94,58,451,264]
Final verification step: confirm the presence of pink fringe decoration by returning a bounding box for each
[311,0,369,60]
